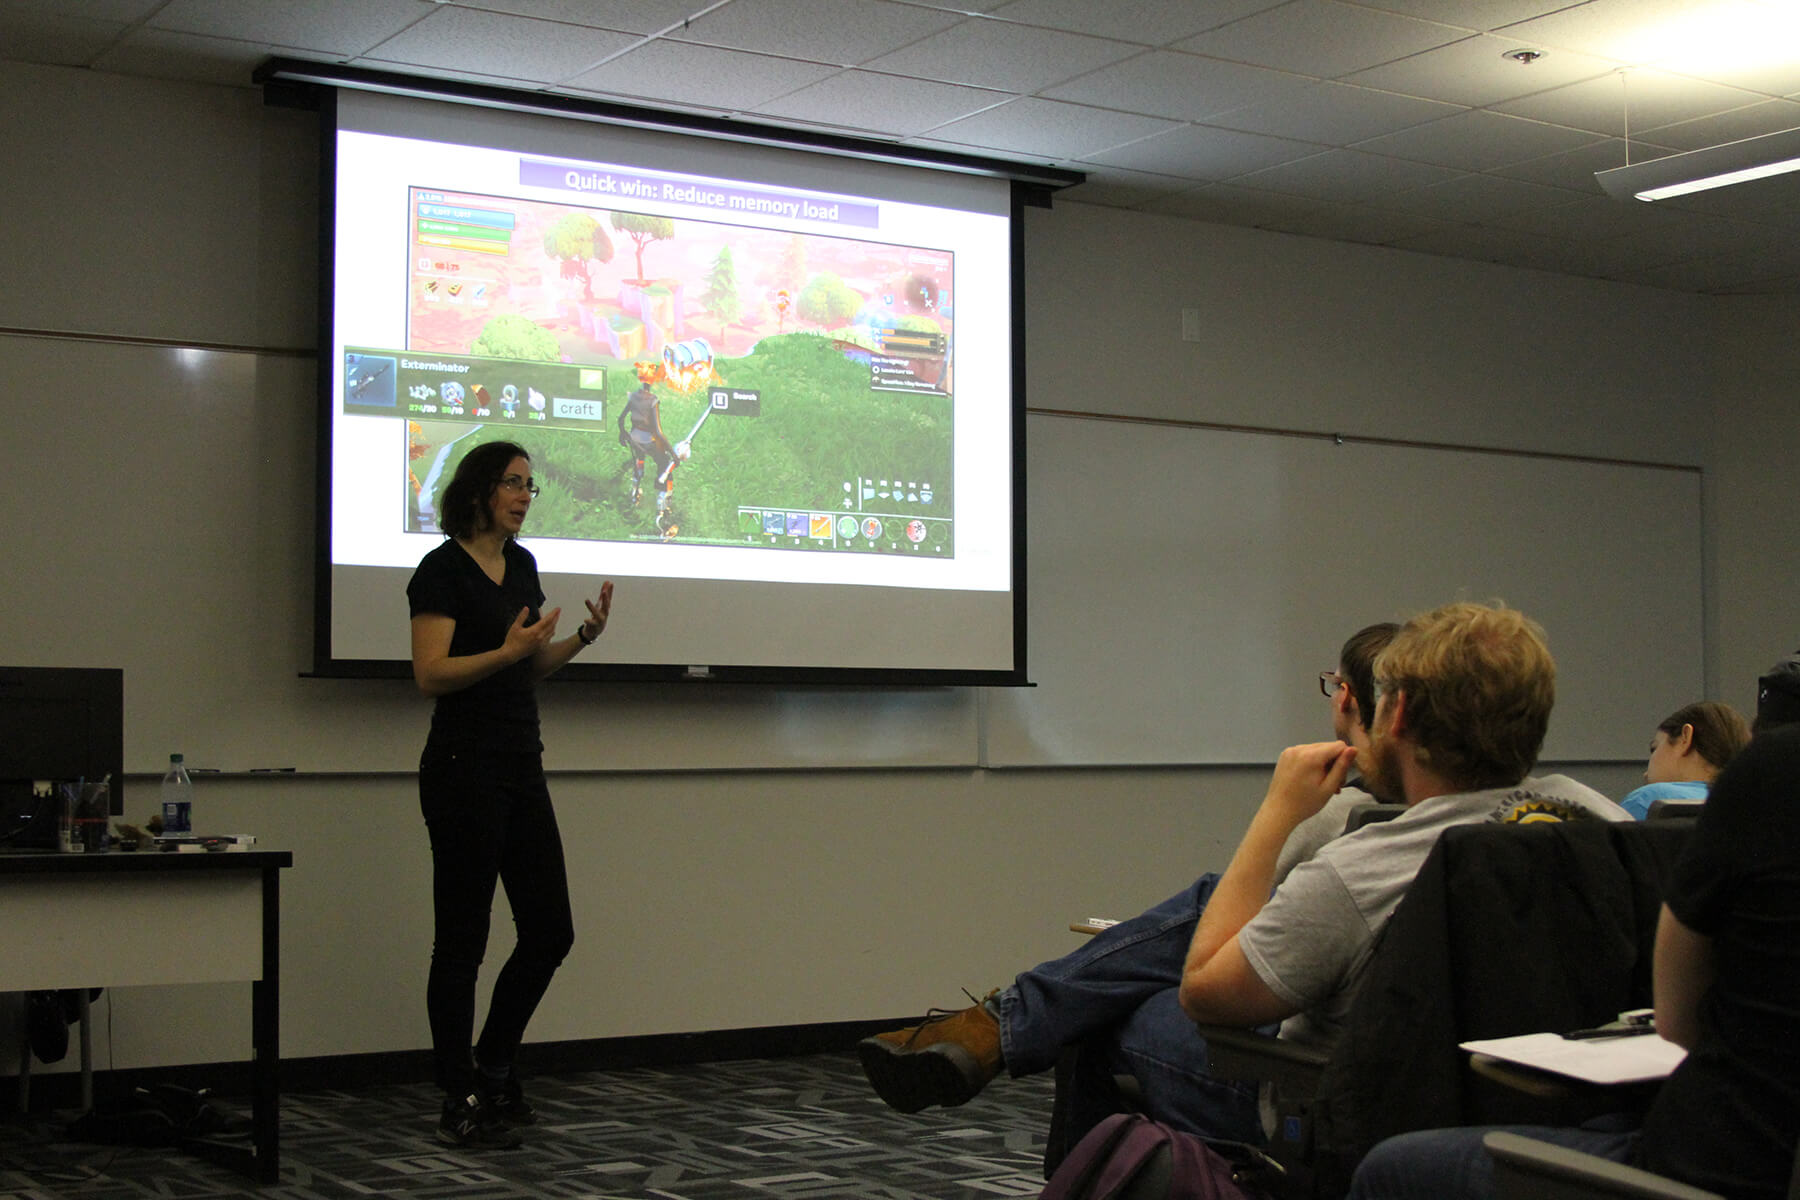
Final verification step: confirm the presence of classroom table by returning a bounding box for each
[0,848,291,1182]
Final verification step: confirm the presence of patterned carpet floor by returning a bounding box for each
[0,1052,1058,1199]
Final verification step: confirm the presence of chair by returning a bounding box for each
[1485,1131,1727,1200]
[1342,802,1405,832]
[1645,798,1705,820]
[1058,819,1692,1198]
[1486,1110,1800,1200]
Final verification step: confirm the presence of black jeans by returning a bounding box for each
[419,746,574,1096]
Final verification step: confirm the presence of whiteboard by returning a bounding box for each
[983,412,1705,767]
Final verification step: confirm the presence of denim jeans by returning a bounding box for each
[419,746,575,1095]
[996,873,1264,1145]
[1348,1124,1640,1200]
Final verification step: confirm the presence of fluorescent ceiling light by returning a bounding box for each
[1596,125,1800,201]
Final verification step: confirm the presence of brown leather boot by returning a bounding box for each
[858,991,1003,1113]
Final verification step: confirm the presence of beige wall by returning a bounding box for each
[2,61,1786,1076]
[1703,298,1800,707]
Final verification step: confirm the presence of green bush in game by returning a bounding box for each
[451,333,953,546]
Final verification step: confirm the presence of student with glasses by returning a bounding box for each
[855,622,1403,1151]
[407,440,613,1149]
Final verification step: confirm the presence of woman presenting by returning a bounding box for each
[407,440,612,1149]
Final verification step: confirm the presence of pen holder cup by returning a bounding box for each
[76,781,110,852]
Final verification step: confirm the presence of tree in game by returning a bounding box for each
[471,313,561,361]
[611,212,676,284]
[797,271,860,327]
[775,234,809,293]
[542,212,614,301]
[700,245,743,342]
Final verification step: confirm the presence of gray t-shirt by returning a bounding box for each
[1239,774,1629,1049]
[1273,786,1378,888]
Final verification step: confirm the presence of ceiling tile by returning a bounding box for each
[860,17,1140,93]
[1492,135,1680,191]
[1352,1,1597,31]
[1087,123,1324,180]
[1209,80,1462,144]
[1671,57,1800,100]
[1496,68,1768,137]
[1344,34,1623,107]
[1354,108,1602,170]
[1143,181,1341,225]
[751,70,1007,137]
[1495,0,1800,95]
[150,0,431,58]
[666,0,963,65]
[564,40,838,111]
[90,30,278,85]
[985,0,1290,45]
[1174,0,1467,78]
[1368,172,1586,223]
[1056,166,1201,208]
[902,0,1017,11]
[1494,0,1729,59]
[360,8,641,83]
[925,97,1184,160]
[5,0,163,19]
[1638,97,1800,150]
[459,1,713,36]
[1041,50,1301,123]
[5,0,1800,295]
[1233,148,1463,201]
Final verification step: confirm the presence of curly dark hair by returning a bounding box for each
[437,441,530,540]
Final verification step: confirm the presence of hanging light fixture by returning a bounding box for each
[1596,125,1800,201]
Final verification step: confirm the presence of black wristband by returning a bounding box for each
[577,623,597,646]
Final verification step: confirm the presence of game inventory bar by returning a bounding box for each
[342,347,610,433]
[736,508,951,555]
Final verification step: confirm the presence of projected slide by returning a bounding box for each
[325,90,1018,679]
[343,184,955,551]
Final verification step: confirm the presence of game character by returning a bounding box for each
[618,377,678,535]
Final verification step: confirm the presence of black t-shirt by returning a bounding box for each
[406,538,546,756]
[1638,725,1800,1198]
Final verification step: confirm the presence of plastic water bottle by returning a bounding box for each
[161,753,194,834]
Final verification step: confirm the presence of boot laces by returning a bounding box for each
[900,988,991,1048]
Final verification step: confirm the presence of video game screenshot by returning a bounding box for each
[343,185,957,553]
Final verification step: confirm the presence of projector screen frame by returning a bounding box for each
[267,60,1071,687]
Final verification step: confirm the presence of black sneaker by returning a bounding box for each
[476,1070,537,1126]
[437,1092,523,1149]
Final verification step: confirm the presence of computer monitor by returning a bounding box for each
[0,666,125,849]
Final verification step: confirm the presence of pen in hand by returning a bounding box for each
[1563,1024,1659,1040]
